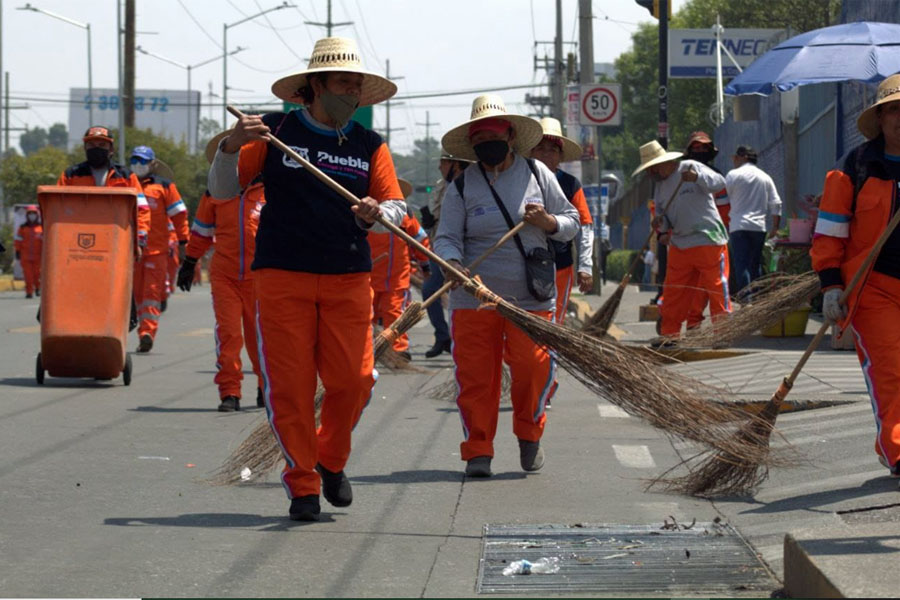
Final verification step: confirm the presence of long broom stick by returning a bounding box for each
[209,219,526,485]
[582,176,688,337]
[664,203,900,496]
[218,107,777,473]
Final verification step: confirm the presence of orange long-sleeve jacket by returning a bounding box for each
[57,161,151,246]
[138,175,188,255]
[186,182,265,281]
[369,213,429,292]
[14,222,43,261]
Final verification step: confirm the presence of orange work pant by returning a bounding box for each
[660,244,731,337]
[451,308,555,461]
[372,288,410,352]
[255,269,376,499]
[554,265,574,324]
[210,271,261,399]
[134,254,166,339]
[851,272,900,472]
[21,259,41,295]
[685,249,732,329]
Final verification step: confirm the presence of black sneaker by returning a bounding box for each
[465,456,492,478]
[218,396,240,412]
[25,293,33,299]
[35,288,40,297]
[256,387,265,408]
[160,299,167,313]
[316,463,352,507]
[425,339,452,358]
[518,439,545,472]
[289,494,321,521]
[137,334,153,353]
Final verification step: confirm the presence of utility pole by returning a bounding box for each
[383,59,405,147]
[304,0,352,37]
[416,111,439,186]
[0,0,4,157]
[658,0,669,148]
[124,0,135,127]
[116,0,125,164]
[4,72,9,153]
[578,0,597,186]
[553,0,564,122]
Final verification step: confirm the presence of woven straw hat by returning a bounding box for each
[271,37,397,107]
[857,73,900,140]
[397,177,413,199]
[205,128,234,164]
[631,141,684,177]
[441,94,544,162]
[153,159,176,181]
[536,117,582,162]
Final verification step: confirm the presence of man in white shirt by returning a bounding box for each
[725,146,782,293]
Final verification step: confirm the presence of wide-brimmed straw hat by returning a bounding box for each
[631,141,683,177]
[397,177,413,199]
[441,94,544,162]
[271,37,397,107]
[153,159,176,181]
[858,73,900,140]
[536,117,582,162]
[439,152,474,164]
[205,129,234,164]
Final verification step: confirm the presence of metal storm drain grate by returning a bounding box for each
[477,523,775,595]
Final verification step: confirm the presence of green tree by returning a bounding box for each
[603,0,841,177]
[392,137,441,208]
[19,127,49,156]
[0,145,69,205]
[47,123,68,150]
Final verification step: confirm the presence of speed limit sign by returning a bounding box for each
[580,84,621,126]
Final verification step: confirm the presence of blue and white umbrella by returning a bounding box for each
[725,21,900,95]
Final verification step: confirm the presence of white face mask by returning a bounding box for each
[132,163,151,178]
[26,214,37,223]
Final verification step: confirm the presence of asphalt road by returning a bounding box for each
[0,283,887,597]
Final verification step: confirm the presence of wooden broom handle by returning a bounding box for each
[419,221,527,310]
[226,105,471,284]
[619,176,689,288]
[782,199,900,387]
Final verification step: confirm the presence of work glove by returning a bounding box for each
[177,256,198,292]
[822,288,847,323]
[420,206,436,230]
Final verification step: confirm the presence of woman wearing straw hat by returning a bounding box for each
[208,37,406,521]
[177,130,266,413]
[812,73,900,480]
[434,94,579,478]
[632,140,730,344]
[369,177,430,361]
[530,117,594,325]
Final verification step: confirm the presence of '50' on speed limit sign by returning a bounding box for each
[580,84,621,127]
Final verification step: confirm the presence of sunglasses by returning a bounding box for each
[130,157,151,165]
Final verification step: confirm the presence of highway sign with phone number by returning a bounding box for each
[580,84,621,126]
[83,95,170,112]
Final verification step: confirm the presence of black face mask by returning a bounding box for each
[443,165,456,182]
[687,149,716,165]
[473,140,510,167]
[86,147,110,169]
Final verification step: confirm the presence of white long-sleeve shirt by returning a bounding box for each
[725,162,782,233]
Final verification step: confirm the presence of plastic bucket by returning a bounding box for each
[761,306,811,337]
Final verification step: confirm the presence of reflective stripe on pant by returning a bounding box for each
[422,266,450,343]
[554,265,574,324]
[851,272,900,471]
[210,271,261,399]
[255,269,375,499]
[134,254,167,339]
[22,259,40,295]
[660,244,731,337]
[372,288,410,352]
[451,308,555,461]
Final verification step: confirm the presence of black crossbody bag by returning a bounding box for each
[474,160,556,302]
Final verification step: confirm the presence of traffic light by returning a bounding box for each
[415,185,433,193]
[635,0,671,19]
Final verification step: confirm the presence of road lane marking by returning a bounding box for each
[612,444,656,468]
[598,403,629,418]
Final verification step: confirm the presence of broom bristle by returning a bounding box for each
[426,364,512,403]
[582,284,625,337]
[674,272,819,350]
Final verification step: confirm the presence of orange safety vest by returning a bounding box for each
[138,175,189,254]
[14,222,42,261]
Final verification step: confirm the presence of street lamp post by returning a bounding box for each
[137,46,246,153]
[18,3,93,125]
[222,1,293,128]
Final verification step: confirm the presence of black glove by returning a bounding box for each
[177,256,198,292]
[420,206,435,230]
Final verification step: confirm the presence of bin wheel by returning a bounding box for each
[36,353,45,385]
[123,354,132,386]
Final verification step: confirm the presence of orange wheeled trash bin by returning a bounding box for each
[35,186,138,386]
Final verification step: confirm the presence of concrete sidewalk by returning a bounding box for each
[571,281,900,598]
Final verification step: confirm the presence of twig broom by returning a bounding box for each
[660,203,900,496]
[583,177,686,337]
[213,108,778,482]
